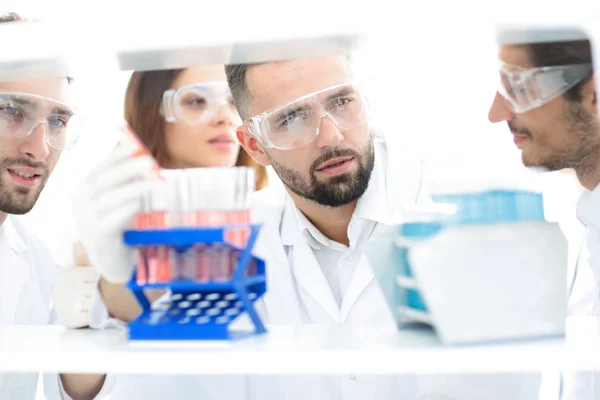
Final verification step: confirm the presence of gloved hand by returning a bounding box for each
[71,142,160,283]
[53,241,99,328]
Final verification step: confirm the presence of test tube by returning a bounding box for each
[226,169,242,277]
[163,171,182,281]
[241,167,255,247]
[241,168,256,276]
[155,185,172,283]
[194,170,210,282]
[120,123,163,181]
[145,185,158,284]
[135,192,151,285]
[210,171,229,282]
[182,171,197,280]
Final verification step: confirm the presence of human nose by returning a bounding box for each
[313,113,344,149]
[488,92,514,123]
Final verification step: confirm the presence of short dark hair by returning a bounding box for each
[527,40,594,102]
[225,63,257,121]
[225,54,354,121]
[0,12,73,84]
[0,11,25,22]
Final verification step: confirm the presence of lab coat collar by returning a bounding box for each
[353,133,393,225]
[576,186,600,229]
[1,215,28,253]
[0,216,32,326]
[278,195,340,321]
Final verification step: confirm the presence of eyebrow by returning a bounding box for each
[52,106,74,117]
[4,97,74,117]
[324,87,355,103]
[273,104,311,122]
[9,97,37,110]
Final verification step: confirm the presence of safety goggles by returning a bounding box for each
[497,59,593,113]
[0,92,81,150]
[244,80,371,150]
[161,81,241,125]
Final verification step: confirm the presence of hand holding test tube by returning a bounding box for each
[70,123,165,284]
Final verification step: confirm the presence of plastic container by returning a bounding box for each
[366,189,568,345]
[123,224,267,341]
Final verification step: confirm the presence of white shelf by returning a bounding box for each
[0,321,588,375]
[0,16,364,80]
[1,318,598,375]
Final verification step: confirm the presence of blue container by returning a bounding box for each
[123,224,266,341]
[396,190,545,314]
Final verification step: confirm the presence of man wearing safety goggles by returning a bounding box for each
[489,38,596,172]
[231,60,374,211]
[0,75,80,214]
[489,33,600,400]
[0,12,105,400]
[220,54,426,398]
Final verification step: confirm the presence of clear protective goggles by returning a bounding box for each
[160,81,241,126]
[497,59,593,113]
[0,91,81,150]
[244,80,371,150]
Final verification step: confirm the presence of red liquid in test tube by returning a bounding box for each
[212,171,229,282]
[135,194,151,285]
[150,183,170,283]
[182,173,197,280]
[242,168,256,276]
[191,170,210,282]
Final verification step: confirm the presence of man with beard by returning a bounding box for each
[488,32,599,399]
[0,11,108,400]
[72,53,541,399]
[72,53,428,399]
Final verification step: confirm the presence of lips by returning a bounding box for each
[7,167,41,179]
[316,157,354,171]
[208,134,235,144]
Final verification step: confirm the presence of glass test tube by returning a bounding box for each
[182,172,197,280]
[152,183,170,283]
[163,171,183,281]
[135,192,151,285]
[210,170,230,282]
[194,170,210,282]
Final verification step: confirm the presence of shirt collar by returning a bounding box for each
[0,215,28,253]
[353,135,392,224]
[576,184,600,228]
[281,136,391,250]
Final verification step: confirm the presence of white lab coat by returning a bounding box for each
[556,185,600,400]
[94,130,541,399]
[0,214,63,399]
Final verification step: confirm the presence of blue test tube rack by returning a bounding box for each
[123,224,267,341]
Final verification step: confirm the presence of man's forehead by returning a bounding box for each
[0,77,70,103]
[498,45,535,69]
[246,55,353,114]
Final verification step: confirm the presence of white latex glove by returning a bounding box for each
[71,142,160,283]
[53,241,99,328]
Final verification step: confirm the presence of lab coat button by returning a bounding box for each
[349,373,357,380]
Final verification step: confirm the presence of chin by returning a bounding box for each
[214,156,239,168]
[520,151,538,168]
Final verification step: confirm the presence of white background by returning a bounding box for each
[6,1,590,264]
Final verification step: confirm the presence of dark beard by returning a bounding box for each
[0,157,48,214]
[269,139,375,207]
[536,101,600,176]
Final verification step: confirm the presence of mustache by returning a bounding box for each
[2,157,48,173]
[310,148,360,175]
[507,122,532,138]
